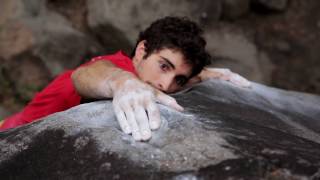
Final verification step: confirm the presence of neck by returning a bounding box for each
[132,56,139,71]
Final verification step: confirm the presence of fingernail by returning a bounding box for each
[123,126,131,134]
[142,130,151,139]
[177,105,184,111]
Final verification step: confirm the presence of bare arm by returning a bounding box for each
[71,60,133,99]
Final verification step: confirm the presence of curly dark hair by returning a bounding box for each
[132,16,212,77]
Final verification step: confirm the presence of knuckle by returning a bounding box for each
[166,96,176,103]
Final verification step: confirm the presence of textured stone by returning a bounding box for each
[87,0,222,44]
[204,25,274,84]
[0,20,35,60]
[0,0,44,26]
[3,52,51,102]
[251,0,320,95]
[0,80,319,179]
[251,0,289,12]
[27,11,100,76]
[222,0,250,20]
[0,1,103,76]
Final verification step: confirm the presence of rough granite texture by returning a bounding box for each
[0,80,320,179]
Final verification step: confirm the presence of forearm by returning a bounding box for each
[71,60,135,99]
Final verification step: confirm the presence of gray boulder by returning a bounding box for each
[0,80,320,179]
[222,0,250,20]
[251,0,289,12]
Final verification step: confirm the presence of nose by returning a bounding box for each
[157,77,173,92]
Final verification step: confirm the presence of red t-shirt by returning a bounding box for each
[0,51,136,130]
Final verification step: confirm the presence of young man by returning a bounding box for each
[0,17,250,141]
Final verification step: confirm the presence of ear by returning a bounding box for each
[134,40,146,62]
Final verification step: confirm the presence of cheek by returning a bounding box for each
[138,62,159,82]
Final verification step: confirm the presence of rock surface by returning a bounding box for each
[251,0,289,11]
[0,80,320,179]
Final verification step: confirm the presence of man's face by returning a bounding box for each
[133,45,192,93]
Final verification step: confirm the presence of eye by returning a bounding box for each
[175,76,187,86]
[159,62,169,71]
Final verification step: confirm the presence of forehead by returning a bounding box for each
[152,48,193,76]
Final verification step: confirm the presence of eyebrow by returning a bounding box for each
[160,56,175,69]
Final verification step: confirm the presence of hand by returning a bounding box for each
[109,71,183,141]
[199,68,251,88]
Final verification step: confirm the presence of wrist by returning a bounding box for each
[107,69,137,95]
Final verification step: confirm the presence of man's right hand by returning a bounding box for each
[72,60,183,141]
[109,70,183,141]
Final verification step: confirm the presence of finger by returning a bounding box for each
[124,105,142,141]
[113,103,131,134]
[146,101,161,130]
[134,106,152,141]
[155,90,184,111]
[230,74,251,88]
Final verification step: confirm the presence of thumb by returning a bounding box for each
[155,90,184,111]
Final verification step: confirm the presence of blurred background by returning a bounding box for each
[0,0,320,118]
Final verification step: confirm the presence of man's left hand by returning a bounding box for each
[188,68,251,88]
